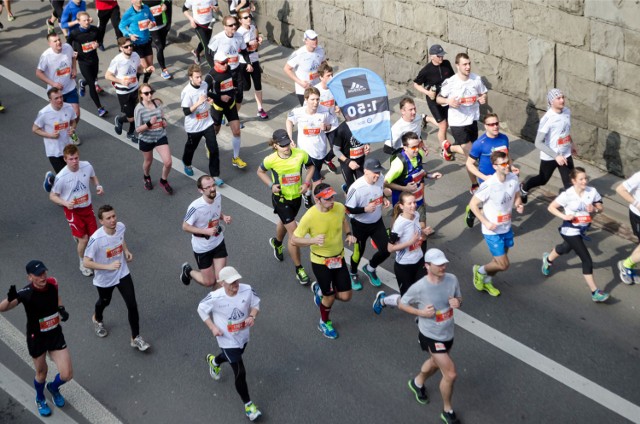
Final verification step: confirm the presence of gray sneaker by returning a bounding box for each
[92,316,108,338]
[131,335,150,351]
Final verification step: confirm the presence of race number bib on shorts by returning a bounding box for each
[106,244,123,258]
[281,173,301,186]
[324,257,342,269]
[434,342,447,351]
[39,313,60,332]
[435,308,453,323]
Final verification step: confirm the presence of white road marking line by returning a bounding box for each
[2,64,639,423]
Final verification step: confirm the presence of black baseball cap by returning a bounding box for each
[273,129,291,146]
[26,260,47,276]
[429,44,446,56]
[364,158,385,173]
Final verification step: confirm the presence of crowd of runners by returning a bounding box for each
[2,1,640,423]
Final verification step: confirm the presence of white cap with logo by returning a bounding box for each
[218,266,242,284]
[424,248,449,265]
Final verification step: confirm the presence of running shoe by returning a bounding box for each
[143,175,153,191]
[245,402,262,422]
[206,354,221,380]
[213,176,224,186]
[440,140,454,161]
[35,398,51,417]
[79,79,86,97]
[311,281,322,307]
[303,193,312,209]
[221,116,226,126]
[161,69,172,80]
[617,260,636,285]
[92,315,108,338]
[46,383,65,407]
[190,49,200,64]
[95,83,104,94]
[184,165,194,176]
[350,272,362,291]
[0,103,5,112]
[469,183,479,194]
[483,281,501,297]
[71,133,81,146]
[180,262,192,285]
[464,204,475,228]
[441,410,461,424]
[341,183,347,194]
[7,13,15,22]
[317,319,338,339]
[296,266,310,285]
[541,252,551,276]
[160,179,173,195]
[43,171,55,192]
[372,291,386,315]
[114,115,123,135]
[232,156,247,169]
[269,238,284,261]
[519,183,528,205]
[472,265,485,291]
[257,109,268,119]
[362,266,382,287]
[131,335,150,351]
[591,289,610,303]
[45,19,55,33]
[79,263,93,277]
[98,107,108,117]
[98,44,105,52]
[325,159,339,174]
[408,379,429,404]
[126,132,138,143]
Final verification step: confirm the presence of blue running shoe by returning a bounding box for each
[184,165,194,176]
[46,382,65,407]
[79,79,86,97]
[373,291,386,315]
[541,252,551,276]
[350,272,362,291]
[311,281,322,307]
[362,266,381,287]
[317,319,338,339]
[43,171,55,192]
[35,398,51,417]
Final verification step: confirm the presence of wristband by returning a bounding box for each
[146,121,152,128]
[97,185,103,190]
[249,315,256,319]
[270,182,275,188]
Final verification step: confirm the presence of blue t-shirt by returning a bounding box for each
[469,132,510,183]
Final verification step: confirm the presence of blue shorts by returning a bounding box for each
[63,88,79,104]
[483,229,514,257]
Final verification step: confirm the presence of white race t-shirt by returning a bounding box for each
[473,173,520,235]
[107,52,140,94]
[386,115,422,150]
[237,24,259,63]
[84,222,130,288]
[208,31,247,70]
[184,0,217,25]
[439,73,487,126]
[286,45,325,95]
[391,212,423,265]
[345,175,385,224]
[181,82,214,133]
[287,105,335,160]
[538,107,572,161]
[34,103,77,157]
[37,44,76,95]
[184,195,224,253]
[555,186,602,236]
[51,161,95,208]
[622,171,640,216]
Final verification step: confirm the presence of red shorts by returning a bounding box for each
[64,205,98,238]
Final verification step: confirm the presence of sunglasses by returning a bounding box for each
[141,90,155,95]
[224,23,238,27]
[407,145,420,151]
[485,122,499,127]
[495,162,510,168]
[240,16,251,19]
[122,44,133,49]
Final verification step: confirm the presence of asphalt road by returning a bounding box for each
[0,3,639,424]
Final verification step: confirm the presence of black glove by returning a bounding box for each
[389,232,400,244]
[58,305,69,322]
[7,285,18,302]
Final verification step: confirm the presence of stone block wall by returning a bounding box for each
[254,0,640,177]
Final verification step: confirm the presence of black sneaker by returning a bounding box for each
[180,262,192,285]
[114,115,123,135]
[269,238,284,261]
[464,204,475,228]
[127,132,138,143]
[519,183,528,205]
[408,379,429,404]
[159,179,173,195]
[303,194,312,209]
[143,175,153,191]
[440,410,460,424]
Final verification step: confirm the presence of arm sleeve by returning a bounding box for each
[534,131,557,158]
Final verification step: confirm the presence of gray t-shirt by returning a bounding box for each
[401,273,461,341]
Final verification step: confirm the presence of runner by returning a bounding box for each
[0,260,73,417]
[372,192,432,315]
[95,0,123,50]
[291,183,357,339]
[60,0,86,36]
[283,29,325,106]
[180,175,232,288]
[143,0,173,79]
[199,266,262,421]
[616,171,640,285]
[227,0,254,16]
[257,129,314,284]
[519,88,575,204]
[345,158,391,290]
[46,0,65,34]
[49,144,103,277]
[384,98,429,157]
[83,204,151,351]
[541,167,610,303]
[33,87,78,192]
[332,121,369,193]
[181,64,223,184]
[183,0,218,67]
[469,151,523,297]
[314,61,339,174]
[119,0,156,84]
[36,33,81,146]
[133,83,173,193]
[236,11,268,119]
[398,248,463,424]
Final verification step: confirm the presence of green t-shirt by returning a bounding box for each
[260,148,310,200]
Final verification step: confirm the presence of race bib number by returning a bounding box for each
[197,7,212,15]
[227,55,239,64]
[572,214,592,225]
[434,342,447,351]
[123,76,138,85]
[324,256,342,269]
[413,187,424,202]
[320,99,335,107]
[106,244,123,259]
[496,213,511,224]
[349,146,364,159]
[557,135,572,145]
[459,96,477,106]
[56,66,71,77]
[73,193,89,205]
[81,42,96,53]
[39,313,60,332]
[53,121,70,132]
[302,127,321,136]
[196,110,209,120]
[207,219,219,229]
[309,72,319,81]
[281,173,301,186]
[150,5,163,15]
[247,44,257,52]
[220,78,234,91]
[435,308,453,323]
[409,236,422,251]
[227,321,247,333]
[369,196,384,207]
[150,120,164,130]
[138,19,151,30]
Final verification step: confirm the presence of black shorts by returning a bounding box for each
[419,332,453,354]
[194,240,228,269]
[231,67,244,104]
[133,41,153,58]
[48,156,66,173]
[221,343,247,364]
[311,259,351,296]
[211,103,239,125]
[117,90,138,118]
[139,135,169,152]
[427,97,448,123]
[450,121,478,146]
[630,210,640,242]
[27,330,67,358]
[308,156,325,182]
[272,195,302,224]
[240,62,262,92]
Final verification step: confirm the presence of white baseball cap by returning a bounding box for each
[219,266,242,283]
[304,29,318,40]
[424,248,449,265]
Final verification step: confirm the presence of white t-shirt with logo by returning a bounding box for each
[184,195,224,253]
[391,212,423,265]
[37,44,76,95]
[184,0,217,25]
[84,222,130,288]
[622,171,640,216]
[181,82,214,133]
[51,161,95,208]
[555,186,602,236]
[473,173,520,235]
[34,103,77,157]
[439,73,487,127]
[208,31,247,70]
[107,52,141,94]
[286,45,325,95]
[287,105,335,160]
[538,107,572,161]
[345,175,385,224]
[386,115,422,150]
[237,24,259,64]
